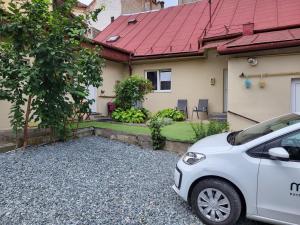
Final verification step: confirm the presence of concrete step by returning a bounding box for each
[0,142,16,153]
[89,113,104,120]
[208,113,227,122]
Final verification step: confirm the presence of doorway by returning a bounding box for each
[88,85,97,113]
[292,79,300,112]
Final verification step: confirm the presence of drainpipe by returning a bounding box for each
[128,53,133,76]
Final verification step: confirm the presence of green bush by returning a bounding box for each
[114,76,153,110]
[207,121,229,137]
[155,108,185,121]
[191,121,229,141]
[112,108,148,123]
[147,117,173,150]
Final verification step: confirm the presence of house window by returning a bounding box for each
[145,69,172,92]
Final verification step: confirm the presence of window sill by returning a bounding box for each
[153,90,172,93]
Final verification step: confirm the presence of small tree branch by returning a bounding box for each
[23,95,32,149]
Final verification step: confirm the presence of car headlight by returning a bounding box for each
[182,152,206,165]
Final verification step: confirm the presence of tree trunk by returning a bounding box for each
[23,95,32,149]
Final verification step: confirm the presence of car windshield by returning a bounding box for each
[231,113,300,145]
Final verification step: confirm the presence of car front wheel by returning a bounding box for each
[191,179,242,225]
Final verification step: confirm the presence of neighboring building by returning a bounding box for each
[93,0,300,131]
[73,0,164,39]
[178,0,200,4]
[121,0,164,14]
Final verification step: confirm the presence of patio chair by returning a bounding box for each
[192,99,208,119]
[176,99,188,118]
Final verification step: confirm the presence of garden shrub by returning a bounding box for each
[191,121,229,141]
[114,76,152,110]
[147,117,172,150]
[155,108,185,121]
[112,108,148,123]
[191,121,207,141]
[207,121,229,137]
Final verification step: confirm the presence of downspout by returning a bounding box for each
[128,53,133,76]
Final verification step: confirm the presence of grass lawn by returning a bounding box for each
[75,121,196,143]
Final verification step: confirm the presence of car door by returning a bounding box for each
[257,131,300,224]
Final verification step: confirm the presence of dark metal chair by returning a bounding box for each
[176,99,188,118]
[192,99,208,119]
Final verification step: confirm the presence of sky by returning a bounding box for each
[164,0,179,7]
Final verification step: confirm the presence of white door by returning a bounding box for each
[257,131,300,224]
[88,85,97,113]
[292,79,300,113]
[223,69,228,112]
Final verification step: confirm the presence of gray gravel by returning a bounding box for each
[0,137,266,225]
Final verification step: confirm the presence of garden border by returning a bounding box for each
[0,127,190,155]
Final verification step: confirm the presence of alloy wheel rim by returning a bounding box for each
[197,188,231,222]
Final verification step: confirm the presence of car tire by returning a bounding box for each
[191,178,242,225]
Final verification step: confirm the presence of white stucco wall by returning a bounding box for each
[89,0,122,31]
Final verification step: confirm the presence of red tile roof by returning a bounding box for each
[93,0,300,58]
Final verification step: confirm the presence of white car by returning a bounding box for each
[173,113,300,225]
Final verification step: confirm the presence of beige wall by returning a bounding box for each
[132,50,228,117]
[97,60,127,115]
[0,101,11,130]
[121,0,162,14]
[228,53,300,131]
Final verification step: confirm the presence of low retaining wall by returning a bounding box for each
[0,128,94,149]
[0,127,190,155]
[94,128,190,155]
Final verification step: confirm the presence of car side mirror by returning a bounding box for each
[268,147,290,161]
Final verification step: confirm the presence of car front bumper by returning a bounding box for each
[172,160,201,202]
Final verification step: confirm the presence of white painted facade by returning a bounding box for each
[88,0,122,32]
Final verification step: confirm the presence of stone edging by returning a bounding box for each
[0,127,191,155]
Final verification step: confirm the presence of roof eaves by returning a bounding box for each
[131,50,205,61]
[94,41,133,55]
[218,39,300,55]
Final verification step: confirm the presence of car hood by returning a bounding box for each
[188,133,233,154]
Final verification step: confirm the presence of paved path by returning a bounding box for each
[0,137,267,225]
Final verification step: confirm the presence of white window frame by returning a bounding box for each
[145,69,172,93]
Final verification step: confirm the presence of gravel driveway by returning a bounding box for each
[0,137,266,225]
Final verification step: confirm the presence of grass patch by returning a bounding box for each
[162,122,195,143]
[74,121,198,143]
[74,121,150,135]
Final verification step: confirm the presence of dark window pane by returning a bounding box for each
[281,132,300,161]
[160,70,171,91]
[146,71,157,90]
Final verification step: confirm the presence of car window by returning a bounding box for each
[233,114,300,145]
[281,132,300,161]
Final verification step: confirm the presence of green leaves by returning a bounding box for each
[155,108,185,121]
[0,0,104,141]
[147,116,170,150]
[112,108,148,124]
[114,76,152,110]
[190,121,229,141]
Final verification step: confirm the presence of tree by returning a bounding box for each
[0,0,104,147]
